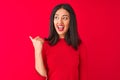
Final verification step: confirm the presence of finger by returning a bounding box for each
[34,36,40,40]
[39,38,44,43]
[29,36,33,42]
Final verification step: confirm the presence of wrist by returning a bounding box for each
[35,50,42,55]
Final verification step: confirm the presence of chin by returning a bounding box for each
[57,32,65,35]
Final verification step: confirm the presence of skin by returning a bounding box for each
[54,8,70,38]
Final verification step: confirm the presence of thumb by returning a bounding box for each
[29,36,33,42]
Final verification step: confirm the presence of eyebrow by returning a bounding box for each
[63,15,69,17]
[55,14,69,17]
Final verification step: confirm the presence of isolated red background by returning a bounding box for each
[0,0,120,80]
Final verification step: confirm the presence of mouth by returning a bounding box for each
[57,25,64,31]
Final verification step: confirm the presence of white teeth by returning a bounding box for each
[58,26,64,28]
[57,26,64,31]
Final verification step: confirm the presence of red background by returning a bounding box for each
[0,0,120,80]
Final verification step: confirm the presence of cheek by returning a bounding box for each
[65,21,70,28]
[54,21,57,27]
[64,23,69,32]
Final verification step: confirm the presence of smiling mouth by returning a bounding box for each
[57,26,64,31]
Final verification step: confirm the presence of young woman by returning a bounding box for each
[29,3,87,80]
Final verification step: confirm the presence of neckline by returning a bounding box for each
[59,38,65,41]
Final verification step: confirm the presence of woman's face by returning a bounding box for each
[54,8,70,38]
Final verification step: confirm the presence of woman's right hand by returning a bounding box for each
[29,36,44,53]
[29,36,47,78]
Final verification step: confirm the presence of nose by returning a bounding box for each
[58,18,63,24]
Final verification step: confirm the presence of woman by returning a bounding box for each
[29,3,87,80]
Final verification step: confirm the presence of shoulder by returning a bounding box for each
[43,40,49,47]
[78,42,87,55]
[41,40,50,54]
[79,43,87,50]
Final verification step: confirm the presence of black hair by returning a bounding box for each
[45,3,82,50]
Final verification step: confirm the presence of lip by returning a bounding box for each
[57,25,64,31]
[57,24,64,26]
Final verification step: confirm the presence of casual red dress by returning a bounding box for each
[39,38,87,80]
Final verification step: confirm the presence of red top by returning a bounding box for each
[38,38,87,80]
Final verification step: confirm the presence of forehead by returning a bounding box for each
[55,8,70,16]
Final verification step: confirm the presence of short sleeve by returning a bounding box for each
[42,41,48,70]
[78,43,88,80]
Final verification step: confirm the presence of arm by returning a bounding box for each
[29,36,47,80]
[35,49,47,79]
[79,43,88,80]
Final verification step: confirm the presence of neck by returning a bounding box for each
[59,35,65,39]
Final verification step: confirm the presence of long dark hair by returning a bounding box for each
[45,3,82,50]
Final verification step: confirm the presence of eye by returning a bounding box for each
[54,16,59,20]
[62,16,68,20]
